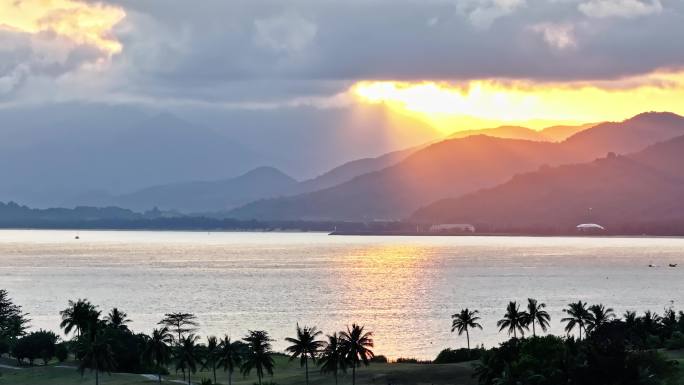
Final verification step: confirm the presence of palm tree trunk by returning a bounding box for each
[228,370,232,385]
[334,371,338,385]
[305,357,309,385]
[158,372,162,384]
[466,329,470,350]
[188,372,191,385]
[579,325,582,340]
[96,369,99,385]
[352,364,356,385]
[532,321,536,337]
[213,365,217,384]
[513,328,517,339]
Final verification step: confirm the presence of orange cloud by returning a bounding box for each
[352,70,684,133]
[0,0,125,55]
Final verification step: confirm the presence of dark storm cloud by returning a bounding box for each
[6,0,684,104]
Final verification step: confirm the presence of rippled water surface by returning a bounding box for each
[1,230,683,359]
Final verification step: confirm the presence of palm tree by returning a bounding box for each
[586,304,615,333]
[318,333,347,385]
[202,336,220,384]
[241,330,275,385]
[642,310,662,335]
[217,336,244,385]
[143,327,173,384]
[339,324,374,385]
[105,308,131,330]
[285,324,324,385]
[176,334,200,385]
[623,310,638,330]
[77,331,116,385]
[525,298,551,337]
[60,299,98,337]
[497,301,529,339]
[561,301,591,340]
[451,308,482,350]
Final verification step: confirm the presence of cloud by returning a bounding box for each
[0,0,125,95]
[3,0,684,106]
[457,0,527,28]
[531,22,577,49]
[579,0,663,18]
[254,12,317,55]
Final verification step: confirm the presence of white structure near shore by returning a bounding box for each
[429,223,476,233]
[576,223,606,232]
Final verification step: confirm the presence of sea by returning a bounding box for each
[1,230,683,359]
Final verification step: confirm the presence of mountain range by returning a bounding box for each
[228,112,684,221]
[448,123,595,142]
[412,134,684,231]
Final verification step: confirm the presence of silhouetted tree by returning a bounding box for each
[176,334,200,385]
[318,333,347,385]
[525,298,550,337]
[158,312,199,345]
[0,289,30,341]
[76,311,115,385]
[143,327,173,384]
[217,336,244,385]
[497,301,529,338]
[340,324,374,385]
[105,308,131,330]
[60,299,98,337]
[562,301,591,340]
[285,324,324,385]
[202,336,220,384]
[586,304,615,334]
[241,330,275,385]
[451,308,482,350]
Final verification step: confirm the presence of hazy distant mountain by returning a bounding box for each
[0,109,263,207]
[561,112,684,156]
[229,135,581,221]
[110,145,421,213]
[229,112,684,221]
[0,103,438,208]
[112,167,299,213]
[449,123,593,142]
[298,146,419,192]
[412,135,684,229]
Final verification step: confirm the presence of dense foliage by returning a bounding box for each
[0,289,30,352]
[12,330,59,365]
[433,347,484,364]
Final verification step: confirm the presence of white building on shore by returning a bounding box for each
[428,223,476,233]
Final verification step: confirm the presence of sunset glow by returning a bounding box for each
[0,0,125,55]
[352,71,684,132]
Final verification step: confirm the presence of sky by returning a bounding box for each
[1,0,684,134]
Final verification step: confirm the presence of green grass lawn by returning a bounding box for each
[0,355,478,385]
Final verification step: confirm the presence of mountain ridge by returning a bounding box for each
[228,112,684,221]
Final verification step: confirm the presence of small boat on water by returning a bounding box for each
[75,235,80,240]
[669,263,678,268]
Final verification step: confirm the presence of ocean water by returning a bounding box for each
[1,230,683,359]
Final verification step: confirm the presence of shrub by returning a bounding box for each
[0,338,10,357]
[55,342,69,362]
[665,331,684,350]
[12,330,58,365]
[370,354,388,363]
[645,334,662,349]
[434,347,483,364]
[395,357,432,364]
